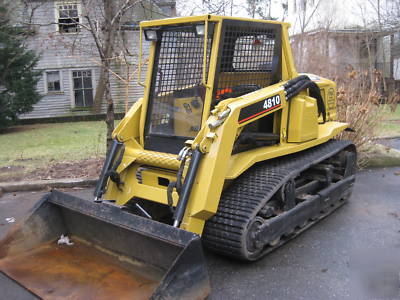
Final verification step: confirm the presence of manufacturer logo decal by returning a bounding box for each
[327,88,335,110]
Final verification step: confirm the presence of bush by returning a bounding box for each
[0,4,41,129]
[336,70,398,166]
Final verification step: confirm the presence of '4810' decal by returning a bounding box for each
[263,95,281,109]
[238,94,281,124]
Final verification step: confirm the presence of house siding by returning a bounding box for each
[25,67,102,119]
[18,0,170,120]
[291,30,390,76]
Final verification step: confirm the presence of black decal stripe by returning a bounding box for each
[238,103,281,124]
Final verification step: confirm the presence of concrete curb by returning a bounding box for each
[373,135,400,140]
[1,142,398,193]
[362,143,400,168]
[0,178,98,193]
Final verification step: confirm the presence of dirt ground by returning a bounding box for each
[0,157,104,182]
[0,121,107,183]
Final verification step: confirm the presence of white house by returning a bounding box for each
[15,0,175,120]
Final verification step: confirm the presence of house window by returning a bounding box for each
[57,2,80,33]
[73,70,93,107]
[46,71,61,92]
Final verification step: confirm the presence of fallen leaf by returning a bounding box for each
[394,171,400,176]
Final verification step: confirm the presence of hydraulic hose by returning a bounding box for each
[283,74,310,89]
[284,76,327,123]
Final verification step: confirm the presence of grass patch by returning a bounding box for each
[382,105,400,121]
[375,105,400,137]
[376,121,400,137]
[0,121,108,176]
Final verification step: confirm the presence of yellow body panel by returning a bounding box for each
[287,96,318,142]
[225,121,347,180]
[104,15,348,235]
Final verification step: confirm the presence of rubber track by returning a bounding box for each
[202,140,353,259]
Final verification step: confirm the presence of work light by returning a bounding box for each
[195,24,205,36]
[144,29,159,41]
[194,23,214,38]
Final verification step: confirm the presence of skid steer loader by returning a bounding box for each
[0,15,356,299]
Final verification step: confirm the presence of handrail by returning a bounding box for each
[202,20,209,88]
[137,27,146,87]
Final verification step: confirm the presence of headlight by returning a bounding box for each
[195,24,205,36]
[144,29,159,41]
[194,23,214,38]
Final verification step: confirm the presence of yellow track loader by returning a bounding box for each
[0,15,356,299]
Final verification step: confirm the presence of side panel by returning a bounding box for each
[225,121,348,179]
[287,96,318,142]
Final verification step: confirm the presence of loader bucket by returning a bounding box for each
[0,190,210,299]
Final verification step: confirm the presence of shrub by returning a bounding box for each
[336,70,398,166]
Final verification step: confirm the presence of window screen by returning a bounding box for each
[146,24,212,139]
[215,21,281,101]
[232,35,276,70]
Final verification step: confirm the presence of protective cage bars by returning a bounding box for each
[213,20,282,102]
[146,24,213,137]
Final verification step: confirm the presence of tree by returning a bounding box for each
[176,0,288,20]
[19,0,168,148]
[177,0,239,16]
[0,3,41,129]
[292,0,322,69]
[81,0,169,147]
[357,0,398,93]
[245,0,274,20]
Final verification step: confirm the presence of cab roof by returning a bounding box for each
[140,15,290,28]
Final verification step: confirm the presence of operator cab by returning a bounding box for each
[143,19,282,154]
